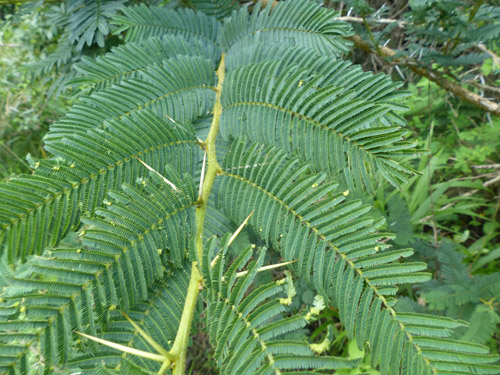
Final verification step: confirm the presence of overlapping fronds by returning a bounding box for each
[2,1,500,374]
[225,43,408,125]
[67,264,191,374]
[217,139,500,374]
[201,235,361,374]
[0,172,195,374]
[189,0,238,19]
[46,55,216,143]
[67,0,127,50]
[112,4,222,46]
[205,204,235,240]
[220,61,419,190]
[0,110,201,263]
[30,36,74,76]
[218,139,426,292]
[221,0,353,57]
[69,34,219,93]
[28,0,125,91]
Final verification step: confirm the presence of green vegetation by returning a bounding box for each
[0,1,499,374]
[0,8,71,177]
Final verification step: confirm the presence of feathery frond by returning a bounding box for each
[220,61,419,190]
[189,0,238,19]
[221,0,353,57]
[217,139,499,374]
[46,55,216,143]
[68,34,219,93]
[112,4,222,46]
[201,235,361,374]
[0,170,195,373]
[0,110,201,263]
[1,1,499,374]
[225,43,408,125]
[67,0,127,50]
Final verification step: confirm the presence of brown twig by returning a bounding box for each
[472,164,500,170]
[476,43,500,67]
[335,16,406,26]
[465,81,500,98]
[347,35,500,117]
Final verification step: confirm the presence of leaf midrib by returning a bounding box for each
[221,170,438,373]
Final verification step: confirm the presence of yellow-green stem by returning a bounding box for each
[195,55,225,260]
[168,54,226,375]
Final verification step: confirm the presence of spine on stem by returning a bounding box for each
[168,54,226,375]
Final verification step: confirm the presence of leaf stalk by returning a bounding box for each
[168,54,226,375]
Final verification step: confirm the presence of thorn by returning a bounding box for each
[235,260,297,278]
[75,331,167,363]
[121,312,172,359]
[211,210,255,268]
[199,151,207,198]
[137,158,179,192]
[165,114,190,134]
[165,114,176,123]
[228,210,255,246]
[395,65,405,80]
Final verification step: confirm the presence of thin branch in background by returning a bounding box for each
[449,116,463,145]
[476,43,500,66]
[472,164,500,170]
[391,3,409,19]
[483,174,500,188]
[0,141,31,171]
[335,16,406,26]
[466,80,500,98]
[452,173,497,181]
[347,35,500,117]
